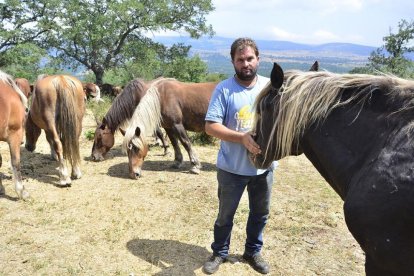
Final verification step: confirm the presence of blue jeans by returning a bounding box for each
[211,168,273,257]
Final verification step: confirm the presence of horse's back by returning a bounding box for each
[156,80,217,131]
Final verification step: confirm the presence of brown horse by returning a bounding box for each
[122,78,217,179]
[83,82,103,102]
[251,63,414,275]
[15,77,32,99]
[91,78,169,162]
[25,75,85,186]
[0,70,28,199]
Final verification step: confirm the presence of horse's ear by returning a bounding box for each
[270,63,284,89]
[134,127,141,137]
[119,128,126,136]
[309,61,319,71]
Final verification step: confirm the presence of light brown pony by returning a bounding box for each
[15,77,32,98]
[25,75,86,186]
[123,78,217,179]
[0,70,28,199]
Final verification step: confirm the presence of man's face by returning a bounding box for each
[232,46,260,81]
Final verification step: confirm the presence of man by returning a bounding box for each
[203,37,277,274]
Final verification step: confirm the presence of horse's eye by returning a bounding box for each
[128,143,133,150]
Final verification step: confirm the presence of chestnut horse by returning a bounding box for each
[91,78,169,162]
[25,75,85,186]
[122,78,218,179]
[15,77,32,98]
[251,63,414,275]
[0,70,28,199]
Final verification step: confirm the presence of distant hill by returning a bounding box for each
[152,36,378,76]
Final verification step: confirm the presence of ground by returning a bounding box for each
[0,110,364,275]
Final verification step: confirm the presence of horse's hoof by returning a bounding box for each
[0,185,5,195]
[59,178,72,186]
[71,172,82,180]
[189,167,201,175]
[20,190,30,200]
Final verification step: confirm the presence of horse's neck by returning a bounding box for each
[301,108,394,200]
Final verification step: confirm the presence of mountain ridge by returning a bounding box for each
[152,36,376,75]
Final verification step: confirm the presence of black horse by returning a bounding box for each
[251,63,414,275]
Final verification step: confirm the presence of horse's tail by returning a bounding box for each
[53,76,81,168]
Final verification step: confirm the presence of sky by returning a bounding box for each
[202,0,414,47]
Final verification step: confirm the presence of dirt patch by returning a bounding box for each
[0,110,364,275]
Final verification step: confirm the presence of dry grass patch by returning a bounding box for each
[0,110,364,275]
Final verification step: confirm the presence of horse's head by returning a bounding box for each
[91,118,115,161]
[249,63,285,169]
[125,126,149,179]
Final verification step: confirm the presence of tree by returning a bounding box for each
[159,43,208,82]
[0,1,52,52]
[0,0,214,84]
[0,43,49,81]
[351,19,414,77]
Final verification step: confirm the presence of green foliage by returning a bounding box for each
[205,72,228,82]
[0,43,47,81]
[189,131,217,146]
[86,96,113,123]
[84,129,95,141]
[0,0,215,84]
[351,19,414,78]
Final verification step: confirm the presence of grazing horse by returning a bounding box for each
[0,71,28,199]
[25,75,85,186]
[91,78,171,162]
[83,82,103,102]
[250,63,414,275]
[122,78,218,179]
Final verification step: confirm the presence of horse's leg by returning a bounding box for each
[70,125,82,180]
[155,127,170,156]
[0,153,4,195]
[45,128,71,186]
[8,131,29,199]
[172,123,201,174]
[45,132,58,161]
[164,128,183,169]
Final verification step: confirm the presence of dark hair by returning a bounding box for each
[230,37,259,61]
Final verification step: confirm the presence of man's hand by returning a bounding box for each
[242,132,261,155]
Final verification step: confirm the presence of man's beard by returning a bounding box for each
[235,67,257,81]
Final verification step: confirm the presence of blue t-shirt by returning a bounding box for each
[205,75,277,176]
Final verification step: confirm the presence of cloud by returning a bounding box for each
[270,27,302,42]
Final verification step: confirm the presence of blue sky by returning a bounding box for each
[203,0,413,47]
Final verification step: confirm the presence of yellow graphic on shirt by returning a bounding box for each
[234,105,253,132]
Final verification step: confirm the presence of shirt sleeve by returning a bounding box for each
[205,82,227,124]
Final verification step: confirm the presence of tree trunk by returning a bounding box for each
[93,67,104,85]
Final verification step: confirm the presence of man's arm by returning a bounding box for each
[205,121,261,155]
